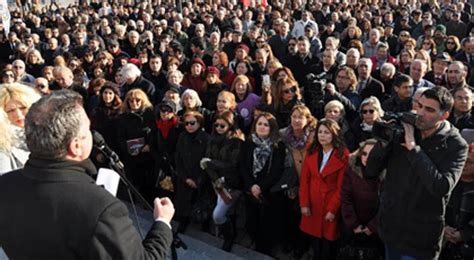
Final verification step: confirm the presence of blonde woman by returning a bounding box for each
[0,110,28,174]
[25,49,46,78]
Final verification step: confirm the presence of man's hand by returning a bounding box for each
[325,212,335,222]
[325,83,336,96]
[401,122,416,151]
[141,145,151,153]
[200,158,211,170]
[153,197,175,224]
[301,207,311,216]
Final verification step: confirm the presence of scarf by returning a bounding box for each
[252,133,273,178]
[156,117,178,139]
[360,122,374,132]
[285,126,309,150]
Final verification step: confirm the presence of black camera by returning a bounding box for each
[372,111,418,143]
[305,73,327,119]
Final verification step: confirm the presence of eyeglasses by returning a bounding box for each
[128,98,142,103]
[160,107,173,113]
[362,109,375,114]
[288,43,296,46]
[283,87,297,94]
[423,42,431,45]
[446,41,455,45]
[184,120,197,126]
[361,151,369,156]
[400,34,409,37]
[214,123,227,129]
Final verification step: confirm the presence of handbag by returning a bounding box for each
[190,191,215,224]
[337,234,381,260]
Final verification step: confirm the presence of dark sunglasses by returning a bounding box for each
[160,106,173,113]
[214,123,227,129]
[362,109,375,114]
[447,41,455,45]
[184,120,197,126]
[283,87,297,94]
[288,43,296,46]
[362,151,369,156]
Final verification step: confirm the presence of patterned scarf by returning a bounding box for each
[252,133,273,178]
[285,126,309,150]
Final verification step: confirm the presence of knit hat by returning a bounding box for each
[190,57,206,70]
[236,44,250,54]
[435,24,446,34]
[206,66,220,77]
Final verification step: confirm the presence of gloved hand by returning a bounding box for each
[200,158,212,170]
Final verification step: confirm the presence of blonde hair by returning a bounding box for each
[26,49,45,65]
[0,110,13,152]
[217,90,237,111]
[122,89,153,113]
[0,83,41,115]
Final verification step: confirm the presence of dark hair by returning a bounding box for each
[252,112,280,144]
[212,110,240,138]
[393,74,413,88]
[25,90,83,159]
[421,86,454,113]
[98,84,122,109]
[191,36,206,50]
[308,118,346,158]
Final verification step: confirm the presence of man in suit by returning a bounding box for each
[424,53,451,87]
[0,32,20,64]
[285,36,320,87]
[356,58,385,102]
[269,21,290,61]
[410,59,435,92]
[454,36,474,69]
[0,90,175,259]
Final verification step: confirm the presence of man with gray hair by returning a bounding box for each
[0,90,175,259]
[363,29,382,58]
[12,59,35,84]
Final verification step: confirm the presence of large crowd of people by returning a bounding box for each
[1,0,474,259]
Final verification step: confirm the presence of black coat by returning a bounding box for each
[174,130,211,217]
[239,140,286,194]
[122,76,157,104]
[205,135,243,189]
[284,53,320,88]
[382,96,412,113]
[0,158,172,259]
[116,108,157,163]
[359,76,385,102]
[365,121,469,259]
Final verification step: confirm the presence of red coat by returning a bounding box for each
[299,147,349,241]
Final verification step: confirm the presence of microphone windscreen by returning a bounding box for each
[92,130,106,146]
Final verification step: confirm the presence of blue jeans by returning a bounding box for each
[212,191,240,225]
[385,244,417,260]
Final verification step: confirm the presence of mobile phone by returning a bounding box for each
[262,74,270,87]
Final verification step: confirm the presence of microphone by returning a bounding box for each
[92,130,124,169]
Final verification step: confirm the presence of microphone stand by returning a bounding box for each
[96,148,187,260]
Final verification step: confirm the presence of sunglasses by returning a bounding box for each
[214,123,227,129]
[160,107,173,113]
[362,151,369,156]
[184,120,197,126]
[288,43,296,46]
[283,87,297,94]
[447,41,455,45]
[362,109,375,114]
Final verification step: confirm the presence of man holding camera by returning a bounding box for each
[365,87,469,259]
[0,90,175,259]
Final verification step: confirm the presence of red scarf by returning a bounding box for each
[156,117,178,139]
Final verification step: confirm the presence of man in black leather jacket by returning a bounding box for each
[365,87,469,259]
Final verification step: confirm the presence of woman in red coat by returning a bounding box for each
[299,118,349,260]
